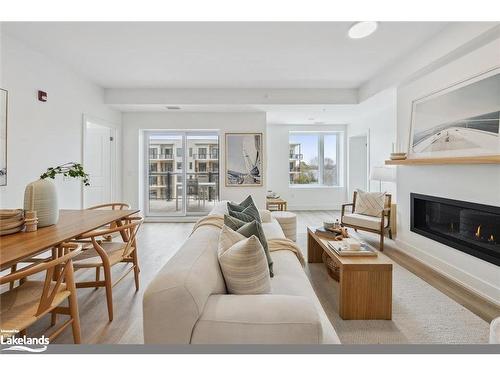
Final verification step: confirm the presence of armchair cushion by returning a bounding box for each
[342,212,388,231]
[354,190,386,217]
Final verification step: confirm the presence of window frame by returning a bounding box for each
[288,131,343,188]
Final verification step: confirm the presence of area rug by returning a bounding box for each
[295,211,490,344]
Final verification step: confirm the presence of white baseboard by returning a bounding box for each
[395,238,500,306]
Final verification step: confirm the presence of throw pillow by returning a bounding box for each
[227,195,254,211]
[228,204,261,223]
[224,215,273,277]
[227,195,261,222]
[354,189,386,217]
[218,225,271,295]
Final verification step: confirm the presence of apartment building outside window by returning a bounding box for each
[289,131,343,187]
[145,132,220,217]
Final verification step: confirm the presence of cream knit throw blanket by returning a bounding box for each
[192,215,305,266]
[191,214,225,233]
[267,238,305,267]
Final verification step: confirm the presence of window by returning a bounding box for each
[176,162,182,170]
[189,162,193,170]
[176,148,182,157]
[289,132,342,187]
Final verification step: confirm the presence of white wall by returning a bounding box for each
[121,112,267,211]
[0,34,122,209]
[266,124,347,210]
[348,88,397,196]
[396,37,500,304]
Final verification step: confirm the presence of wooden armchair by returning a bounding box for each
[0,243,82,343]
[73,216,143,321]
[86,203,132,242]
[341,192,392,251]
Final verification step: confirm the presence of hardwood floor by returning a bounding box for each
[27,222,193,344]
[23,210,494,344]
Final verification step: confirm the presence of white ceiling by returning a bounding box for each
[112,104,359,124]
[3,22,448,89]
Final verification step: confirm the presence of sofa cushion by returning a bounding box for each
[342,212,387,230]
[143,226,227,344]
[224,215,273,277]
[261,220,286,239]
[218,226,271,295]
[191,294,323,344]
[354,190,386,217]
[270,250,341,344]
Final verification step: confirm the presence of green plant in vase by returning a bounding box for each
[40,162,90,186]
[24,162,91,227]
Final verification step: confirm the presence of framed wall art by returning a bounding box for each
[225,133,263,186]
[408,67,500,159]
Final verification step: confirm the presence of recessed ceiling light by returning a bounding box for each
[166,106,181,110]
[348,21,378,39]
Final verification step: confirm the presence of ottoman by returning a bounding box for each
[272,211,297,242]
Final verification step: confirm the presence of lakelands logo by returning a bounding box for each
[1,330,49,352]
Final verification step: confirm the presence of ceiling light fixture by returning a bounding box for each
[348,21,378,39]
[166,106,181,110]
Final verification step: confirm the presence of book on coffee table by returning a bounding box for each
[326,240,377,257]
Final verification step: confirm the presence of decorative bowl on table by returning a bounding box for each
[266,191,280,199]
[323,221,336,231]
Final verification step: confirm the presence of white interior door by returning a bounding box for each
[83,120,113,208]
[348,135,368,197]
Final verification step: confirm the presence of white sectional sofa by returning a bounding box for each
[143,202,340,344]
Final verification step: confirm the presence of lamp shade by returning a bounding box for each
[370,166,396,182]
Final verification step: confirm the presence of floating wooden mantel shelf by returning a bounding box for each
[385,155,500,165]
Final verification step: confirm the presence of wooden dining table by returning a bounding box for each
[0,209,139,271]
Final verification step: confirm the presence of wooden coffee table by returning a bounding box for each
[307,227,393,320]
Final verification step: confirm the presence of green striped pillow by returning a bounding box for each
[227,203,261,223]
[227,195,254,211]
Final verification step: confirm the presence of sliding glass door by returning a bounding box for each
[145,131,219,217]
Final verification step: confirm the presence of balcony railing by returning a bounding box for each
[149,153,174,160]
[192,152,218,160]
[149,172,219,201]
[289,153,303,160]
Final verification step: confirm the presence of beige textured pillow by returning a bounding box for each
[354,190,386,217]
[218,225,271,295]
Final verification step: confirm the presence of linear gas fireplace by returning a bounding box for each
[411,193,500,266]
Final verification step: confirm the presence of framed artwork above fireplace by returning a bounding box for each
[408,66,500,160]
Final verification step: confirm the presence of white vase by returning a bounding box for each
[24,179,59,227]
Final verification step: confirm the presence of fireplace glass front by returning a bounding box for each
[411,193,500,266]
